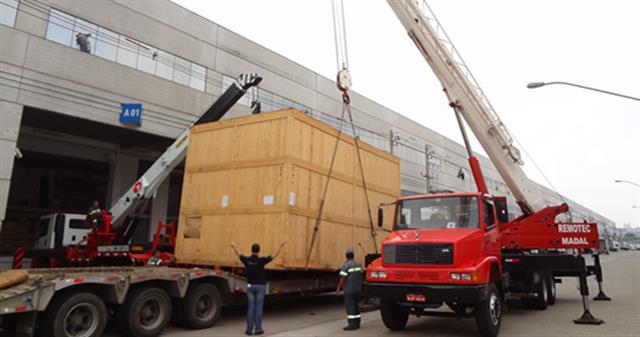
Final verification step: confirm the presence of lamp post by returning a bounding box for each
[614,180,640,228]
[527,81,640,101]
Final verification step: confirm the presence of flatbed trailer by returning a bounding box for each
[0,266,337,337]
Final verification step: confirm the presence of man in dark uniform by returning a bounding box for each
[85,201,102,230]
[336,248,364,330]
[231,241,285,335]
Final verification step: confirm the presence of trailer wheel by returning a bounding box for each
[380,299,408,331]
[475,283,502,337]
[41,292,107,337]
[545,273,556,305]
[116,287,172,337]
[180,283,222,329]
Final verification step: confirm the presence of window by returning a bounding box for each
[190,63,206,91]
[72,17,97,53]
[34,218,50,238]
[44,8,207,91]
[116,35,138,68]
[137,47,156,74]
[155,50,174,80]
[0,0,18,27]
[69,219,87,229]
[94,26,118,61]
[483,199,495,228]
[173,56,191,86]
[396,196,480,230]
[45,9,74,46]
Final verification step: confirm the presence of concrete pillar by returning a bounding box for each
[0,101,23,232]
[107,153,139,208]
[149,178,169,240]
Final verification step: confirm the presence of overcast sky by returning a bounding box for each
[172,0,640,228]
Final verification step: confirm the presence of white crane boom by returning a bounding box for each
[387,0,546,214]
[109,74,262,227]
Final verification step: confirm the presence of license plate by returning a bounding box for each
[406,294,426,302]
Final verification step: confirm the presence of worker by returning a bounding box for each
[231,241,286,336]
[147,250,162,266]
[75,32,91,53]
[85,201,102,230]
[336,248,363,330]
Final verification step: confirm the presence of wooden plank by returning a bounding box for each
[176,109,400,270]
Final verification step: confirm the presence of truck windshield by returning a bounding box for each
[396,196,480,230]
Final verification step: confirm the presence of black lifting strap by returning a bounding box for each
[304,92,378,269]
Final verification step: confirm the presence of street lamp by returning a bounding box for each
[614,180,640,228]
[527,81,640,101]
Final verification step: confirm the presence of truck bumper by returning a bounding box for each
[364,282,490,305]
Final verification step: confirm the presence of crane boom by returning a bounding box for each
[387,0,545,214]
[109,73,262,230]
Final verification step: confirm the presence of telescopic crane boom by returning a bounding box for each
[387,0,544,215]
[110,73,262,242]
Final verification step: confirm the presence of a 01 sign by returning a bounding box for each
[120,103,143,125]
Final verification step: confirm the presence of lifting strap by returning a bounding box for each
[304,92,378,269]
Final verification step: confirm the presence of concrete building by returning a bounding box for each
[0,0,614,249]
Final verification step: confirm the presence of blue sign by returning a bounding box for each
[120,103,142,125]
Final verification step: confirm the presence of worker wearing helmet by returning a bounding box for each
[336,248,363,330]
[85,201,103,230]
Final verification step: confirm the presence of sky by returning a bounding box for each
[172,0,640,228]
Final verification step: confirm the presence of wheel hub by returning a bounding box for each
[196,294,216,319]
[139,299,163,329]
[489,293,501,326]
[64,303,98,337]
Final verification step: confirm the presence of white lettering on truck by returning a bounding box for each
[561,237,589,245]
[557,224,591,233]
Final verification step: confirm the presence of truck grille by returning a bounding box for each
[383,244,453,265]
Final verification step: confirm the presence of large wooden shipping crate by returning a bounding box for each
[176,109,400,270]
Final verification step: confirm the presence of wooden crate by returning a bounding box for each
[176,109,400,270]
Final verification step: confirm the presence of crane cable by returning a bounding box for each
[305,0,378,268]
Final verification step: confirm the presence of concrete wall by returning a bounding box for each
[0,0,615,235]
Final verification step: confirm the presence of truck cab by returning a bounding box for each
[33,213,90,249]
[365,192,509,336]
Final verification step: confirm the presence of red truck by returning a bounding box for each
[365,192,608,337]
[363,2,612,337]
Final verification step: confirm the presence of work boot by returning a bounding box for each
[343,325,358,331]
[355,318,361,329]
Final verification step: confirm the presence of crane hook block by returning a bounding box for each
[336,67,352,92]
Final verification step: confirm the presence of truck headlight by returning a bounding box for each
[461,273,472,281]
[369,271,387,278]
[450,272,461,280]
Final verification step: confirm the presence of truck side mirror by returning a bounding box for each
[377,208,384,227]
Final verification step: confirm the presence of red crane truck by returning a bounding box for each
[363,2,611,337]
[17,73,262,268]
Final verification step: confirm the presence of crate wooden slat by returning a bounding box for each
[176,109,400,270]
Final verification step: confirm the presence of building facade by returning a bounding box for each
[0,0,614,247]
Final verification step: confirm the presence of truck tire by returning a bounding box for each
[179,283,222,329]
[380,299,409,331]
[545,273,556,305]
[116,287,172,337]
[533,275,548,310]
[41,292,107,337]
[475,283,502,337]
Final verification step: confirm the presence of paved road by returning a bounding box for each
[108,250,640,337]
